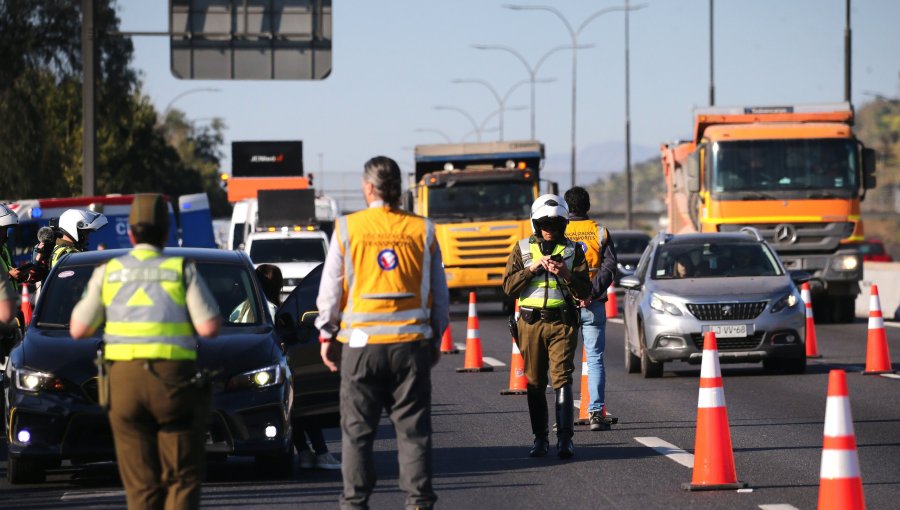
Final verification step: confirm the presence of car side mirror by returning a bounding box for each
[619,275,641,289]
[789,270,811,284]
[617,264,636,278]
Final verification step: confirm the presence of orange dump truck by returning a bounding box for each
[660,103,877,322]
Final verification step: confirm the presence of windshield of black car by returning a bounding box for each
[651,242,783,279]
[37,261,262,328]
[427,181,532,221]
[249,237,326,264]
[711,139,858,195]
[613,235,650,255]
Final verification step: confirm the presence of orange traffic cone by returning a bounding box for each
[20,284,33,327]
[818,369,865,510]
[683,331,747,491]
[801,283,822,358]
[501,300,527,394]
[574,346,617,426]
[440,324,458,354]
[605,284,618,319]
[862,284,894,375]
[456,292,493,373]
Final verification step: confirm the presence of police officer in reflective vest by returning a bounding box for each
[563,186,617,431]
[317,156,449,510]
[51,208,108,268]
[503,194,591,458]
[71,194,221,510]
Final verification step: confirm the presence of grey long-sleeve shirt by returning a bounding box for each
[314,202,450,345]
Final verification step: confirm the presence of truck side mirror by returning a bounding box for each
[686,153,701,193]
[862,148,877,190]
[401,190,415,212]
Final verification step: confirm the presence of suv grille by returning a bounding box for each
[691,332,764,350]
[686,302,767,321]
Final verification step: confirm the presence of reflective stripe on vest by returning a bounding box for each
[518,238,575,309]
[101,249,196,359]
[335,207,434,344]
[565,220,608,278]
[51,244,78,268]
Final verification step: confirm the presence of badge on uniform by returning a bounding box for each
[377,249,398,271]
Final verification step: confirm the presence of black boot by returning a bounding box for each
[555,385,575,459]
[526,388,549,457]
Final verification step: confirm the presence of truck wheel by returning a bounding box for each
[7,456,47,484]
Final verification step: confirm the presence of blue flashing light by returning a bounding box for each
[31,207,43,219]
[182,203,192,210]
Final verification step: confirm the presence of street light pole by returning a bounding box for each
[451,79,506,140]
[415,128,453,144]
[844,0,852,103]
[162,88,221,120]
[709,0,715,106]
[625,0,633,229]
[434,106,482,142]
[472,44,584,140]
[505,4,640,189]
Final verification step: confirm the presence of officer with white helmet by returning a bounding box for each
[51,209,108,268]
[502,194,591,459]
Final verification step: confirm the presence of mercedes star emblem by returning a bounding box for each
[774,223,798,244]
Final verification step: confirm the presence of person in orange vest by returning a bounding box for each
[316,156,450,510]
[563,187,618,431]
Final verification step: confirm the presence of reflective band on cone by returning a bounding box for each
[818,369,866,510]
[801,282,821,358]
[683,331,747,491]
[457,292,492,373]
[863,284,894,375]
[501,300,527,394]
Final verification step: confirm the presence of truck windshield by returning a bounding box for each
[427,181,533,221]
[249,238,326,264]
[711,139,858,196]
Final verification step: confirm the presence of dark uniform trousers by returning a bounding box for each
[108,360,210,510]
[339,340,435,510]
[517,316,577,391]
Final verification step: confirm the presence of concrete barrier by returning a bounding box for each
[857,261,900,320]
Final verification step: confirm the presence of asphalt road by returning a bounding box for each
[2,304,898,509]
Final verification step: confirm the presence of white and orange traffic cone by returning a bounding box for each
[862,284,894,375]
[501,300,527,394]
[818,369,866,510]
[801,283,822,358]
[605,284,618,319]
[20,284,33,327]
[439,324,458,354]
[683,331,747,491]
[574,345,617,426]
[456,292,493,373]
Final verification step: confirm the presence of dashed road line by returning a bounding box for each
[608,317,624,324]
[884,321,900,328]
[482,357,506,367]
[61,490,126,501]
[759,505,799,510]
[880,373,900,379]
[454,342,466,351]
[634,436,694,468]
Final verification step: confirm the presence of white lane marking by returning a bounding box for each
[759,505,799,510]
[454,343,466,351]
[61,490,126,500]
[884,321,900,329]
[634,437,694,468]
[608,317,624,324]
[573,399,580,409]
[880,373,900,379]
[737,488,754,493]
[482,357,506,367]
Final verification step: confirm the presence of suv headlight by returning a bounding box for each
[770,292,800,314]
[830,254,859,272]
[14,367,64,393]
[650,293,682,316]
[226,363,285,391]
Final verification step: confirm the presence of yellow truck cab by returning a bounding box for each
[407,141,552,311]
[661,103,877,322]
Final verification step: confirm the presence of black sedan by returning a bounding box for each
[2,248,337,484]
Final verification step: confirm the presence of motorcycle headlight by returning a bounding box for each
[14,367,65,393]
[226,364,284,391]
[770,292,800,314]
[650,293,683,316]
[830,254,859,272]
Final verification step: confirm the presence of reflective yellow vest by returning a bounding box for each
[100,248,196,360]
[564,219,608,280]
[336,206,434,345]
[51,243,78,268]
[517,238,576,309]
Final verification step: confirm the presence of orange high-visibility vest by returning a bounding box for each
[335,206,435,344]
[565,219,609,279]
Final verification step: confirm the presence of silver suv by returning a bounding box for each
[620,229,806,378]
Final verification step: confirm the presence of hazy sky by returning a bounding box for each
[119,0,900,209]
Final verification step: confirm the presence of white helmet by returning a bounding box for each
[58,209,108,243]
[530,194,569,233]
[0,204,18,227]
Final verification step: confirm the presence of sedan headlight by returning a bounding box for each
[830,254,859,272]
[226,363,285,391]
[14,367,65,393]
[650,293,683,316]
[770,292,800,314]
